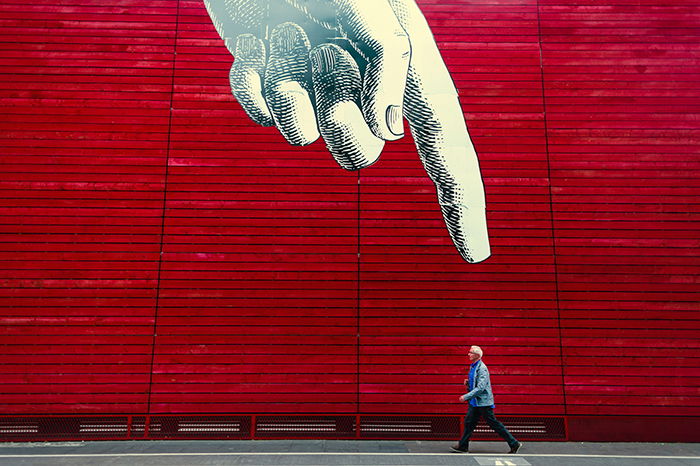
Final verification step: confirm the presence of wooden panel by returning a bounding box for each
[0,0,698,436]
[540,0,700,415]
[358,0,565,416]
[147,0,359,414]
[0,0,176,414]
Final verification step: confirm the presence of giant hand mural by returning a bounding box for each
[203,0,491,263]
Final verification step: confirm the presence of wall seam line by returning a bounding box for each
[356,172,361,415]
[146,0,180,416]
[535,0,568,417]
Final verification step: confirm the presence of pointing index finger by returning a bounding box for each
[389,0,491,263]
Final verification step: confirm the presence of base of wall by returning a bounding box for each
[0,414,564,442]
[567,416,700,443]
[0,415,697,442]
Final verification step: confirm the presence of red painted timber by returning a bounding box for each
[0,0,698,440]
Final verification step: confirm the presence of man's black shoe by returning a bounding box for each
[450,445,468,453]
[508,441,522,454]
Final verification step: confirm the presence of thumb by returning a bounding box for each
[332,0,411,141]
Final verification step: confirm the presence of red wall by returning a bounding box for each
[1,0,699,441]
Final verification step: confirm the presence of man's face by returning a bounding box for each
[468,348,480,363]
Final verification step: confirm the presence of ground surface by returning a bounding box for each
[0,440,698,465]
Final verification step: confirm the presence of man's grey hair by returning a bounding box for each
[470,345,483,357]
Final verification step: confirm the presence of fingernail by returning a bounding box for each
[271,22,308,55]
[386,105,404,136]
[310,45,336,74]
[236,34,260,58]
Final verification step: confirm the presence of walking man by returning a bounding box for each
[451,345,522,454]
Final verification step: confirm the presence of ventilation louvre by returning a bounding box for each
[147,416,251,439]
[255,416,356,438]
[473,416,566,440]
[0,415,566,441]
[0,417,131,440]
[360,416,460,439]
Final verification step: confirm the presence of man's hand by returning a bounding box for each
[203,0,491,263]
[459,395,467,403]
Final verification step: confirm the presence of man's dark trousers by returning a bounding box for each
[457,405,518,450]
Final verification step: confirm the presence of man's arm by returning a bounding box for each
[459,365,489,402]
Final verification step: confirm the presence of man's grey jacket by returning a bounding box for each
[463,360,495,407]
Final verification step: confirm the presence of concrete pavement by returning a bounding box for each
[0,440,698,465]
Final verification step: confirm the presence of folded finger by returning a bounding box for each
[264,22,319,146]
[203,0,269,53]
[229,34,274,127]
[310,44,384,170]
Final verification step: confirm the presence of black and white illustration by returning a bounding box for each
[203,0,491,263]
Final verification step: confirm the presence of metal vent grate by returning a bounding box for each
[130,416,147,437]
[255,416,355,438]
[0,415,566,441]
[0,417,131,440]
[473,416,566,440]
[360,416,460,439]
[147,416,251,439]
